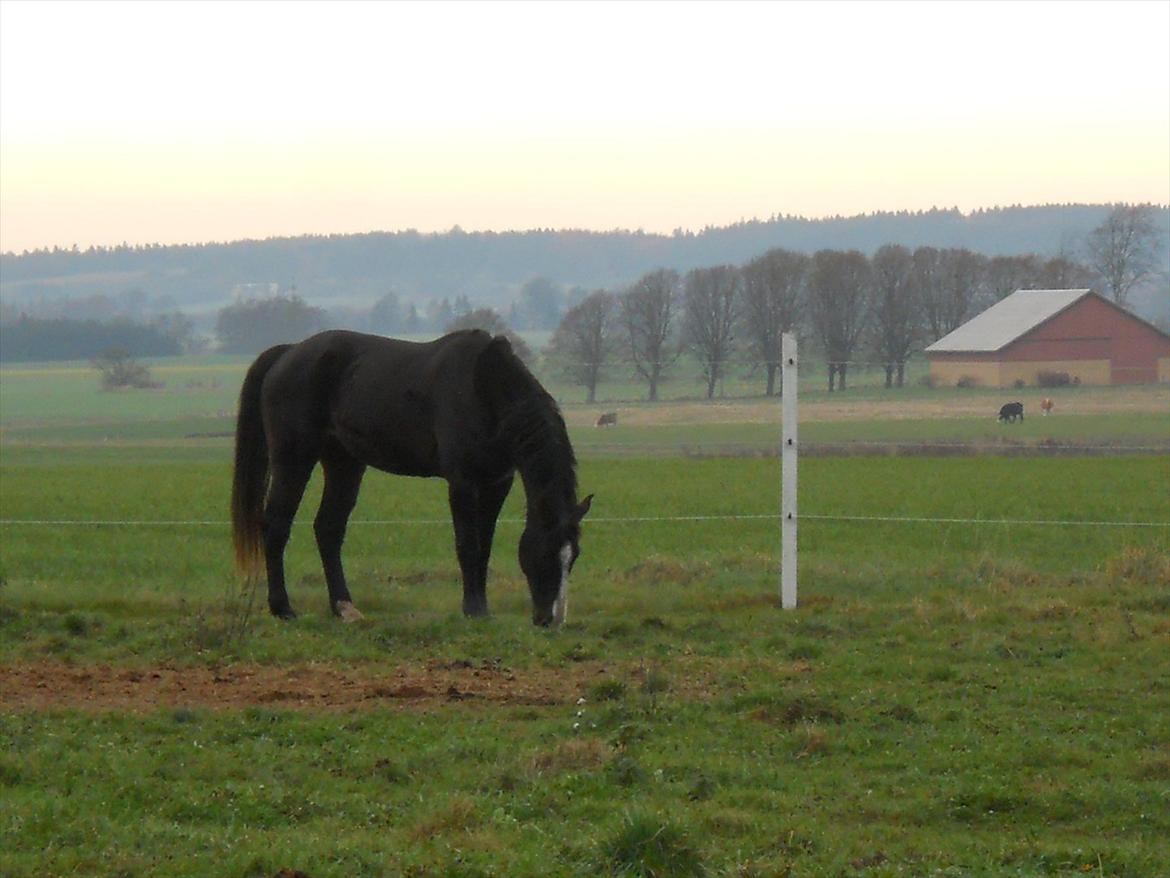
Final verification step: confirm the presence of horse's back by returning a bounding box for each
[259,329,499,476]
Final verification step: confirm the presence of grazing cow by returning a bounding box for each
[595,412,618,428]
[998,401,1025,423]
[1040,397,1054,416]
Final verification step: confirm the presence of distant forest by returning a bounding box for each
[2,204,1167,330]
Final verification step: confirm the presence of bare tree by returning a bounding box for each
[619,269,680,402]
[910,247,944,341]
[986,254,1043,302]
[546,290,617,403]
[1085,204,1163,307]
[808,249,871,391]
[914,247,986,341]
[739,248,807,396]
[1038,254,1095,290]
[869,245,917,387]
[682,265,740,399]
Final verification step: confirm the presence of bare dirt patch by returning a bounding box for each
[0,659,712,714]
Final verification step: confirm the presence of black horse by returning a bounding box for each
[231,329,591,626]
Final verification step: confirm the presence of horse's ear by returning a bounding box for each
[575,494,593,522]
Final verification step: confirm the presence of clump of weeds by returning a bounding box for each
[593,811,706,878]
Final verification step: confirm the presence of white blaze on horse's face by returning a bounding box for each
[552,542,572,625]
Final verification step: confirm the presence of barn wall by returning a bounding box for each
[928,357,1114,387]
[1002,295,1170,385]
[927,294,1170,387]
[999,359,1111,386]
[928,358,1000,387]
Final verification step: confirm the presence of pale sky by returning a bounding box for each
[1,0,1167,253]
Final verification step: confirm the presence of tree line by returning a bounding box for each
[0,314,196,363]
[3,206,1161,379]
[4,204,1165,318]
[543,245,1112,399]
[546,204,1165,399]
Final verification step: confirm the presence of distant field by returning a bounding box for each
[2,356,1168,876]
[2,355,1168,453]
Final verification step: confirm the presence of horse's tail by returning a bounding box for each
[231,344,291,578]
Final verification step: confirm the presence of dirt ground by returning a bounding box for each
[0,659,709,713]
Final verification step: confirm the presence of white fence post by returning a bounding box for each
[781,333,798,609]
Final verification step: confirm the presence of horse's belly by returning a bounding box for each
[371,455,438,478]
[332,425,440,477]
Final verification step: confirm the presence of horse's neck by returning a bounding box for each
[517,460,574,523]
[492,390,577,520]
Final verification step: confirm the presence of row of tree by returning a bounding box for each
[539,205,1165,399]
[363,277,572,336]
[545,246,1103,399]
[0,314,193,363]
[6,205,1163,317]
[5,207,1160,375]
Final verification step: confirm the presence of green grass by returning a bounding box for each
[1,404,1169,874]
[1,453,1166,658]
[2,549,1168,876]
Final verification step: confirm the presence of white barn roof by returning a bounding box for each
[925,289,1092,353]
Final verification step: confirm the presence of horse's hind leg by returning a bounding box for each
[314,448,367,621]
[264,458,315,620]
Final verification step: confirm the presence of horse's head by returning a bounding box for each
[521,494,592,626]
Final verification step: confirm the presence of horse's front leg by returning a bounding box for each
[448,482,488,617]
[448,477,511,618]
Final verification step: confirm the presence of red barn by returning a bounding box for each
[925,289,1170,387]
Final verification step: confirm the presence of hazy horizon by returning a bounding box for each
[2,0,1167,254]
[6,201,1170,258]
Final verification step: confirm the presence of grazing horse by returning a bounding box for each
[231,329,592,626]
[998,401,1025,423]
[595,412,618,428]
[1040,397,1054,416]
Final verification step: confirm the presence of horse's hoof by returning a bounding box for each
[333,601,365,622]
[272,607,297,621]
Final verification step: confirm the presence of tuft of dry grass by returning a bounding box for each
[530,737,612,776]
[621,556,712,586]
[751,695,844,728]
[408,794,481,841]
[793,723,831,759]
[1105,546,1170,586]
[1135,748,1170,782]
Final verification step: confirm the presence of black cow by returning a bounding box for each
[998,401,1024,423]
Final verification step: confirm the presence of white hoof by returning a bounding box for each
[334,601,365,622]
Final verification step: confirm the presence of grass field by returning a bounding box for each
[1,361,1168,877]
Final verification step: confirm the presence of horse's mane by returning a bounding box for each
[475,335,578,503]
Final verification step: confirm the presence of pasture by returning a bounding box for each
[1,358,1168,877]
